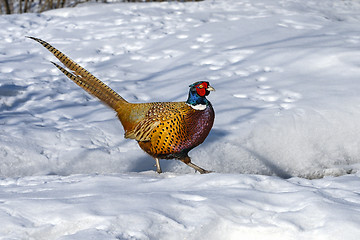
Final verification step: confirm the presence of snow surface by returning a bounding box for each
[1,0,360,239]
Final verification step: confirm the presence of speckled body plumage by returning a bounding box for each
[29,37,215,174]
[130,102,214,160]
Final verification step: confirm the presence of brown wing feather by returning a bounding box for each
[123,102,186,142]
[125,118,160,141]
[28,36,127,110]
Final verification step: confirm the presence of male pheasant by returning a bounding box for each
[28,37,215,174]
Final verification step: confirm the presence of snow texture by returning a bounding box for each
[1,0,360,239]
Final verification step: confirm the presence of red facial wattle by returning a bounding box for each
[196,82,208,97]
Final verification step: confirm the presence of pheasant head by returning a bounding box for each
[187,81,215,110]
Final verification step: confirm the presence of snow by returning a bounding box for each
[1,0,360,239]
[1,173,360,240]
[0,172,360,239]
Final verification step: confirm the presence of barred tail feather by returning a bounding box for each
[27,36,127,110]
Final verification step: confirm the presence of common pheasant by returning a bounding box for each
[28,37,215,174]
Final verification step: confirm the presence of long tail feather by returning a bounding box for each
[28,36,127,110]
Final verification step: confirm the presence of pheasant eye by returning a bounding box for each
[198,85,203,89]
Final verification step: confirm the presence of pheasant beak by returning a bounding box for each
[206,85,215,92]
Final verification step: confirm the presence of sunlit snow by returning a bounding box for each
[1,0,360,239]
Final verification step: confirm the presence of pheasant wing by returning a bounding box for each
[124,102,184,142]
[125,118,160,142]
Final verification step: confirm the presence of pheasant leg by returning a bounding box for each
[186,162,211,174]
[155,158,162,174]
[181,156,211,174]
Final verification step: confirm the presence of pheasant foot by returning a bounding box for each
[180,156,211,174]
[186,162,212,174]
